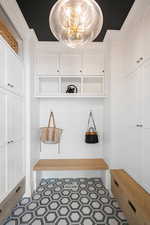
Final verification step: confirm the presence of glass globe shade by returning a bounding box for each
[49,0,103,48]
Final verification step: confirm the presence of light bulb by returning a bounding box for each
[49,0,103,48]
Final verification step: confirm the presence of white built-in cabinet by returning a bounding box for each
[124,60,150,193]
[83,54,104,75]
[35,52,105,98]
[0,36,24,203]
[6,47,23,95]
[60,54,82,75]
[0,36,23,96]
[123,7,150,77]
[36,54,59,75]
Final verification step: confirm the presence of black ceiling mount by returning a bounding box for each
[16,0,135,42]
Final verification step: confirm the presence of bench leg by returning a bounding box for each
[105,170,111,194]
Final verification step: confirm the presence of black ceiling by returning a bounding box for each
[16,0,135,42]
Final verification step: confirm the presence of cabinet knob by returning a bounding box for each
[80,70,82,73]
[140,57,143,61]
[57,70,59,73]
[136,60,140,64]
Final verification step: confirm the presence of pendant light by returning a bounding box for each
[49,0,103,48]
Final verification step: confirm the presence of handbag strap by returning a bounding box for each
[48,112,56,128]
[88,111,97,131]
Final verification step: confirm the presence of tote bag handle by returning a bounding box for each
[48,112,56,128]
[87,111,97,131]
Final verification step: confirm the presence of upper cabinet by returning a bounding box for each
[123,7,150,77]
[36,52,104,76]
[6,47,23,95]
[0,36,24,96]
[82,54,104,76]
[141,8,150,62]
[60,54,82,75]
[36,54,59,75]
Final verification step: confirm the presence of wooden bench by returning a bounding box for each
[111,169,150,225]
[33,158,109,190]
[33,158,108,171]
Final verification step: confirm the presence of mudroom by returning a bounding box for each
[0,0,150,225]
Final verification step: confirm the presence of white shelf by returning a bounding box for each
[35,95,107,99]
[35,75,105,98]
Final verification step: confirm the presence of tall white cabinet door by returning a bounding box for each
[0,38,5,87]
[83,54,104,75]
[0,146,6,201]
[142,61,150,129]
[0,91,5,147]
[7,95,23,143]
[60,54,82,75]
[7,142,16,191]
[125,70,142,184]
[141,60,150,193]
[7,140,24,192]
[6,47,23,95]
[36,55,59,75]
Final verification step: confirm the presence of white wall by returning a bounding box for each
[40,98,104,159]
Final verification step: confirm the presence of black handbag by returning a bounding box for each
[85,112,99,144]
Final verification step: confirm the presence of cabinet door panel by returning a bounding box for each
[7,140,24,192]
[7,95,23,142]
[7,142,16,191]
[6,48,23,95]
[83,54,104,75]
[60,54,82,75]
[125,70,142,184]
[142,130,150,193]
[142,61,150,129]
[0,91,5,147]
[123,24,143,76]
[36,55,59,75]
[0,146,6,201]
[142,8,150,61]
[0,39,5,87]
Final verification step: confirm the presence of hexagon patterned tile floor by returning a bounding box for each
[3,178,128,225]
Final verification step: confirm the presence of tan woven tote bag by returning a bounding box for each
[40,112,62,144]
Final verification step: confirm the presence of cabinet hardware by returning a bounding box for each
[8,141,11,144]
[80,70,82,73]
[7,83,14,88]
[136,60,140,63]
[136,124,143,127]
[10,140,14,143]
[57,70,59,72]
[0,209,2,214]
[114,179,119,187]
[128,200,136,213]
[16,186,21,193]
[140,57,143,61]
